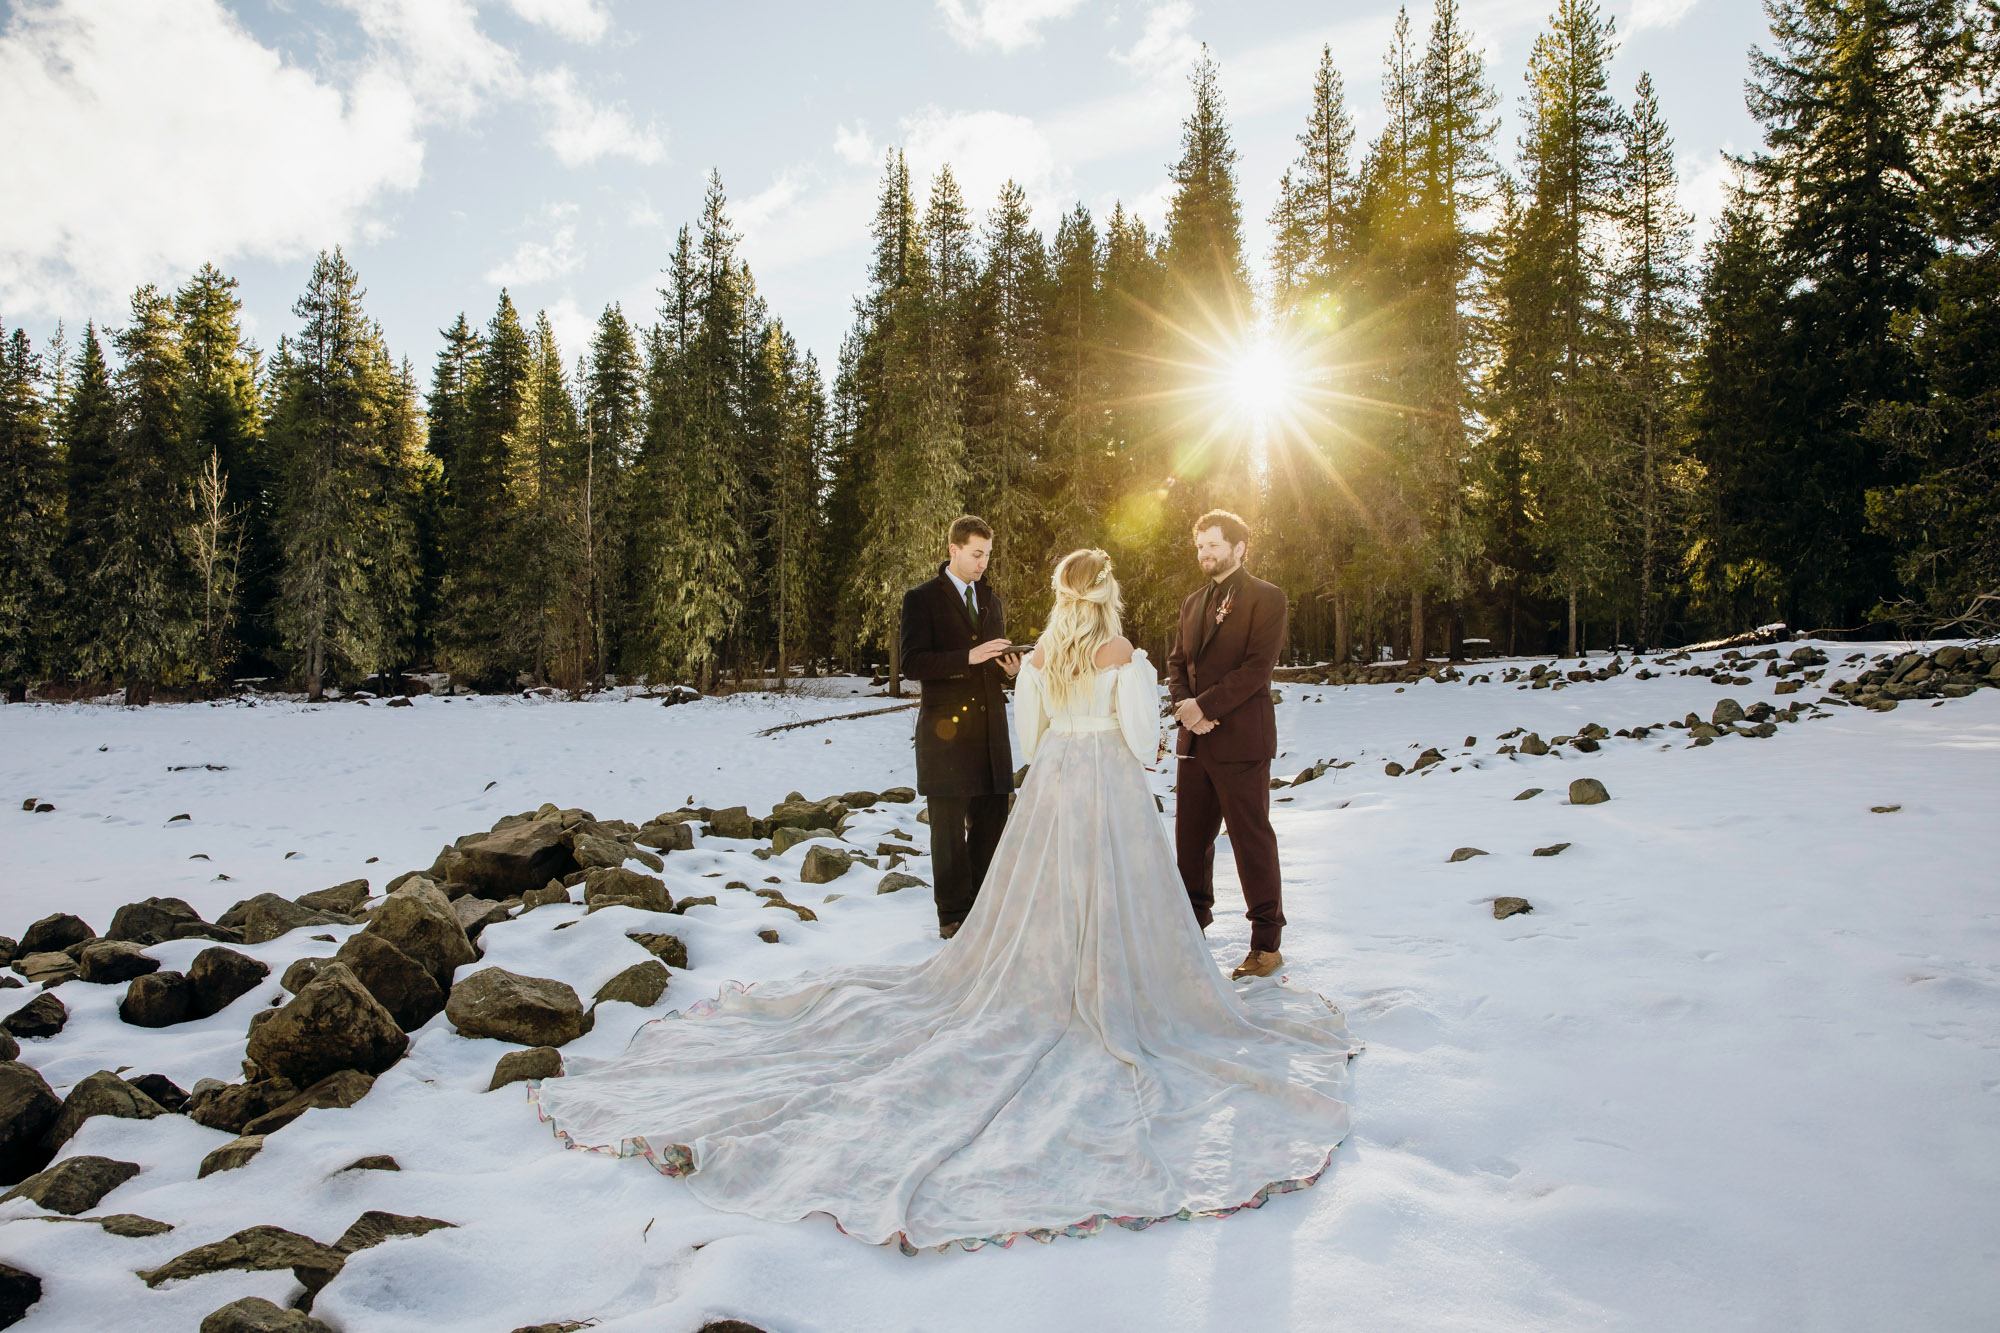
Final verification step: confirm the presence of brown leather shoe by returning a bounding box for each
[939,921,962,941]
[1231,949,1282,980]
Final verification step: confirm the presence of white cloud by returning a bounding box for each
[0,0,428,317]
[937,0,1086,53]
[834,121,879,166]
[1111,1,1199,77]
[1679,146,1738,251]
[335,0,518,123]
[531,66,666,166]
[539,294,597,362]
[504,0,610,43]
[1628,0,1702,32]
[484,203,582,286]
[902,106,1065,222]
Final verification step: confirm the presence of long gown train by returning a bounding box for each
[528,650,1359,1253]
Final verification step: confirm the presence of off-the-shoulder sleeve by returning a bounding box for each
[1115,649,1160,765]
[1015,662,1048,763]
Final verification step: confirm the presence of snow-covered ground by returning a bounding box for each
[1,643,1996,1331]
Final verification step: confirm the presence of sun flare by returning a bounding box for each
[1222,337,1304,426]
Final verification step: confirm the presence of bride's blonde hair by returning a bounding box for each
[1038,549,1122,707]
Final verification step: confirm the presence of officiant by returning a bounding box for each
[898,514,1020,939]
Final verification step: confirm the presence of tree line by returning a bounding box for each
[1,0,1994,702]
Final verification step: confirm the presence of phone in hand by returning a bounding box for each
[999,643,1036,658]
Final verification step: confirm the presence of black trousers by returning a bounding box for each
[927,792,1009,926]
[1176,754,1285,952]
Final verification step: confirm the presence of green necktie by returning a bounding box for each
[964,583,977,626]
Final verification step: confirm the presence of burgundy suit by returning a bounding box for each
[1165,568,1287,952]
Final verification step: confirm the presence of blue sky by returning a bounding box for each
[1,0,1768,379]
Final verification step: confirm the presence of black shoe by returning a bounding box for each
[939,921,962,940]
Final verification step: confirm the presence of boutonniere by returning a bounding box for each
[1213,588,1236,627]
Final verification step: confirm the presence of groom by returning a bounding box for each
[1166,510,1289,980]
[899,515,1020,940]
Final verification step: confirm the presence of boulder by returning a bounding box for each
[570,831,631,872]
[489,1046,563,1091]
[840,790,882,808]
[96,1213,173,1237]
[242,1070,376,1136]
[1518,732,1549,756]
[1568,778,1611,806]
[705,806,755,839]
[105,897,203,946]
[670,896,716,914]
[451,896,511,941]
[3,993,67,1040]
[1514,788,1543,801]
[188,947,271,1018]
[761,797,849,836]
[593,960,670,1008]
[280,958,327,995]
[18,914,92,956]
[333,1209,455,1254]
[764,900,818,923]
[772,826,837,855]
[626,932,687,969]
[1711,697,1746,727]
[199,1296,334,1333]
[1382,761,1405,777]
[877,872,927,895]
[40,1071,167,1153]
[0,1035,13,1063]
[1493,897,1534,920]
[446,968,589,1047]
[635,821,694,853]
[119,971,195,1028]
[295,879,371,914]
[757,928,781,944]
[239,895,352,945]
[0,1264,38,1327]
[880,787,916,803]
[519,882,572,911]
[339,1155,400,1173]
[800,845,854,884]
[1412,747,1445,771]
[246,963,409,1087]
[197,1135,267,1178]
[451,822,579,899]
[0,1154,139,1214]
[334,931,444,1032]
[190,1080,299,1136]
[1533,842,1572,857]
[1448,847,1489,863]
[0,1064,62,1184]
[364,878,476,985]
[138,1224,348,1296]
[128,1074,188,1113]
[581,868,673,914]
[76,940,159,985]
[10,953,75,986]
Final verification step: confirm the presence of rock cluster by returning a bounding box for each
[1826,642,2000,709]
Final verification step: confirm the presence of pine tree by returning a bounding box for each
[1495,0,1626,655]
[437,291,530,683]
[0,325,62,698]
[1612,72,1696,648]
[90,286,197,701]
[174,264,263,678]
[582,303,641,681]
[267,250,415,698]
[420,314,481,664]
[59,324,117,675]
[508,311,589,686]
[1718,0,1959,625]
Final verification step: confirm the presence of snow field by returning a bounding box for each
[0,642,1994,1330]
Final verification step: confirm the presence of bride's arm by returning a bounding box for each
[1115,649,1160,764]
[1015,662,1047,763]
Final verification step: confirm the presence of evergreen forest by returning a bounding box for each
[2,0,1996,702]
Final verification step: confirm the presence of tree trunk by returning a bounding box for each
[1333,588,1351,666]
[1567,586,1579,658]
[1409,589,1427,664]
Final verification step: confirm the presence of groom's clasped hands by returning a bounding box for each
[1172,697,1217,735]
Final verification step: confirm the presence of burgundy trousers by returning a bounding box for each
[1175,753,1285,952]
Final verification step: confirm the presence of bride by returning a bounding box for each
[529,549,1358,1253]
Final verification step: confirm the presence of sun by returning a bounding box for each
[1222,336,1303,426]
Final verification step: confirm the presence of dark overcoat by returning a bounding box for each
[1165,572,1286,761]
[898,564,1015,797]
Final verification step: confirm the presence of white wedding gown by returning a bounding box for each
[529,649,1359,1253]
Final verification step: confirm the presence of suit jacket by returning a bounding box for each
[1165,571,1286,761]
[899,564,1015,797]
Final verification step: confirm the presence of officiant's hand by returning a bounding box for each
[969,638,1013,665]
[1173,698,1207,728]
